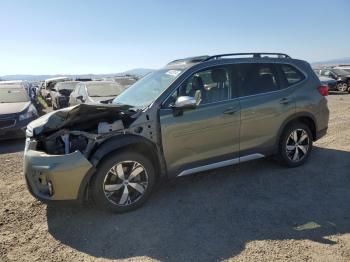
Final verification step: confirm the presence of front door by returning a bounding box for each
[159,66,240,177]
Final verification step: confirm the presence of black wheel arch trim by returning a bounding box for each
[276,112,318,148]
[78,134,165,201]
[89,134,160,167]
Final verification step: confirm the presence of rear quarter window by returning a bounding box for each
[280,64,305,86]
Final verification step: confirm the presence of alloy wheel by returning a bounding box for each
[337,83,348,92]
[103,161,148,206]
[286,129,310,162]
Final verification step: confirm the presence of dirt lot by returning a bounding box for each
[1,94,350,262]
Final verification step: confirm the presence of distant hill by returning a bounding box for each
[0,68,155,81]
[311,57,350,67]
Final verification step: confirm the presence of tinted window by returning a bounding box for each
[236,63,279,96]
[167,67,231,107]
[280,64,305,86]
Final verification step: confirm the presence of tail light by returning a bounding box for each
[318,85,329,96]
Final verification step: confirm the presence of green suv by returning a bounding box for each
[24,53,329,213]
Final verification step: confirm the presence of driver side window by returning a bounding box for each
[166,67,230,107]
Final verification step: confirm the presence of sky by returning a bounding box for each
[0,0,349,75]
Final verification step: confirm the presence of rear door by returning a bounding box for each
[159,66,241,177]
[237,63,301,156]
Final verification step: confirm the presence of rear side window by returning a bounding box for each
[280,64,305,86]
[234,63,279,96]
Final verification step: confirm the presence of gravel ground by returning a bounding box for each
[1,94,350,262]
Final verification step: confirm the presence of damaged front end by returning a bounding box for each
[24,103,141,201]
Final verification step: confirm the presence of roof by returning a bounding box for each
[84,81,120,86]
[165,52,294,70]
[55,81,79,85]
[44,77,71,82]
[0,80,25,85]
[0,84,24,89]
[0,85,27,91]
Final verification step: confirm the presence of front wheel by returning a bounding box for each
[91,151,156,213]
[337,82,348,92]
[279,123,313,167]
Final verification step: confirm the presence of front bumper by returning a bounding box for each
[0,117,36,140]
[57,96,69,108]
[24,141,94,201]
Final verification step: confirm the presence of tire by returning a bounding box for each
[337,82,348,92]
[279,122,313,167]
[91,151,156,213]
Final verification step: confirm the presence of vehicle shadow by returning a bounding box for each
[0,138,24,154]
[329,91,349,95]
[46,146,350,261]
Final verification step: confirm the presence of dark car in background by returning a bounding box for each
[0,86,38,140]
[51,81,79,110]
[313,70,337,91]
[319,76,337,91]
[314,68,350,92]
[69,81,125,106]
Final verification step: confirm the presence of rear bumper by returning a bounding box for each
[316,127,328,140]
[24,142,94,201]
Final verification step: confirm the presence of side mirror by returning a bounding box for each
[173,96,197,109]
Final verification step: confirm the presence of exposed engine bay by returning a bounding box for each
[28,104,145,157]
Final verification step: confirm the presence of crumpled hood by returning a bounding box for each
[0,101,31,115]
[27,103,131,136]
[90,96,116,103]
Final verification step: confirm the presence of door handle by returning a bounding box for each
[279,98,290,105]
[223,107,239,115]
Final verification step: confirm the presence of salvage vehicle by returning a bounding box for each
[315,68,350,92]
[68,81,125,105]
[51,81,79,110]
[40,77,71,106]
[0,86,38,140]
[24,53,329,213]
[313,70,337,91]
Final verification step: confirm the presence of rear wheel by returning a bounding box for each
[91,151,156,213]
[279,123,313,167]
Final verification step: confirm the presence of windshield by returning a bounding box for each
[332,68,350,76]
[114,78,137,87]
[0,88,30,103]
[87,82,124,97]
[55,82,78,91]
[113,69,183,108]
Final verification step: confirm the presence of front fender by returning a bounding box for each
[89,134,157,166]
[77,134,163,201]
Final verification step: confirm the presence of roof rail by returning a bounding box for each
[167,55,210,65]
[204,53,291,61]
